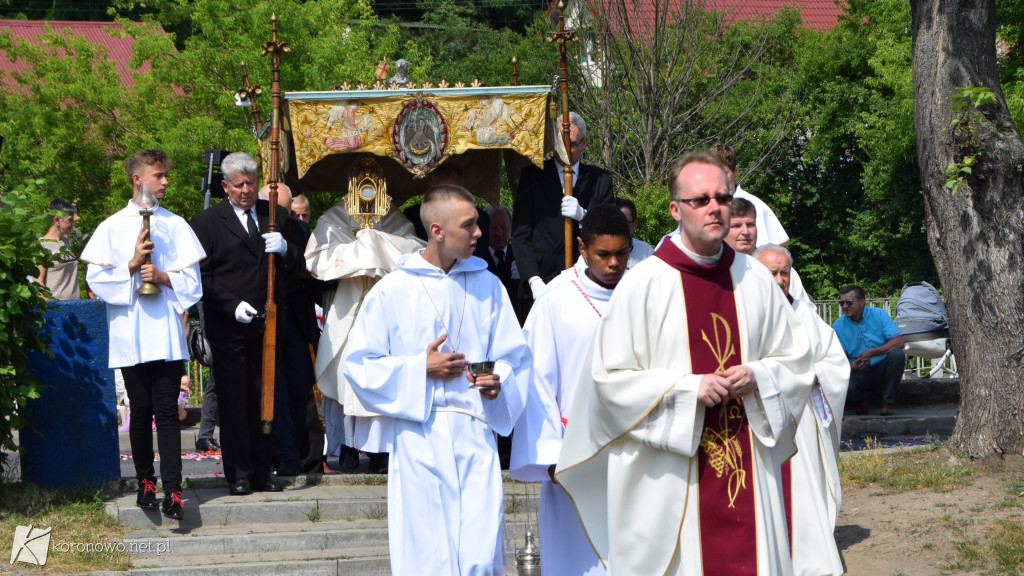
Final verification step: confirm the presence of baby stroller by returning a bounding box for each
[893,281,957,378]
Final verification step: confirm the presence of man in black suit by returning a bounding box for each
[481,205,521,324]
[511,112,614,315]
[190,152,304,495]
[259,182,321,477]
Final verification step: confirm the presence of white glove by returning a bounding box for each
[529,276,548,300]
[560,195,585,221]
[235,301,257,324]
[262,232,287,255]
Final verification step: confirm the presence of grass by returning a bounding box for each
[839,440,1024,574]
[838,437,974,494]
[942,537,984,573]
[0,481,131,573]
[989,518,1024,573]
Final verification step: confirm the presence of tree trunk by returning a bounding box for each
[911,0,1024,458]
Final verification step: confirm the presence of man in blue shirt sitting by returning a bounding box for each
[832,284,905,416]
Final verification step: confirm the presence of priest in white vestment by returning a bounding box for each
[304,202,424,463]
[756,245,849,576]
[344,185,530,575]
[556,152,814,576]
[511,205,633,576]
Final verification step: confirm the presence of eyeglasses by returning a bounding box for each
[839,299,857,307]
[673,193,734,208]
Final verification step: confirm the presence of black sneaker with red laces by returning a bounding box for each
[136,478,159,509]
[162,490,184,520]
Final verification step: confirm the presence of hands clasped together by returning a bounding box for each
[697,365,757,407]
[426,333,500,400]
[130,228,169,287]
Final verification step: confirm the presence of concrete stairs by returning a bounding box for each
[108,473,540,576]
[840,376,959,442]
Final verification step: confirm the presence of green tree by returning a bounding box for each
[911,0,1024,459]
[0,182,54,470]
[0,0,407,229]
[753,0,933,299]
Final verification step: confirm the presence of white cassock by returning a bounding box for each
[556,239,814,576]
[735,184,789,247]
[510,265,610,576]
[344,251,530,576]
[81,201,205,368]
[790,267,810,303]
[626,236,654,270]
[788,296,849,576]
[304,206,424,453]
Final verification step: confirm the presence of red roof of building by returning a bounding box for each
[549,0,845,34]
[0,20,151,87]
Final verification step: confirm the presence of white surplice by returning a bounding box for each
[555,246,814,576]
[304,206,424,452]
[344,251,530,576]
[789,296,849,576]
[81,202,205,368]
[511,266,611,576]
[626,236,654,270]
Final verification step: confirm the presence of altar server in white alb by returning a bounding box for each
[82,149,205,521]
[756,244,849,576]
[555,151,813,575]
[510,204,631,576]
[344,184,530,575]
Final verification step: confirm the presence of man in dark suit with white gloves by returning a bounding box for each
[190,152,304,495]
[511,112,614,316]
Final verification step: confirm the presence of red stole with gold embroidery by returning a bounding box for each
[655,240,757,575]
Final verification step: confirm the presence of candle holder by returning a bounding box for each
[135,183,161,295]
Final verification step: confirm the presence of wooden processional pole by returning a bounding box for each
[238,60,264,138]
[259,14,289,435]
[548,0,577,270]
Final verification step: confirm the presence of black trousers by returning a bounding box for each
[197,369,218,441]
[848,348,905,407]
[273,323,315,465]
[122,360,183,493]
[209,336,273,486]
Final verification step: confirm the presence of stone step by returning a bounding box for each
[123,515,537,576]
[124,517,538,559]
[108,481,542,529]
[840,406,956,440]
[895,377,959,406]
[118,425,210,453]
[129,554,392,576]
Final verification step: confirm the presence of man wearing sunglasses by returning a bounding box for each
[555,151,813,575]
[832,285,905,416]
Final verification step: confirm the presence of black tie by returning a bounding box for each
[495,249,510,281]
[246,210,261,252]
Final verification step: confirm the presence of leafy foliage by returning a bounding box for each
[0,183,54,470]
[753,0,936,298]
[945,86,997,194]
[567,1,801,188]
